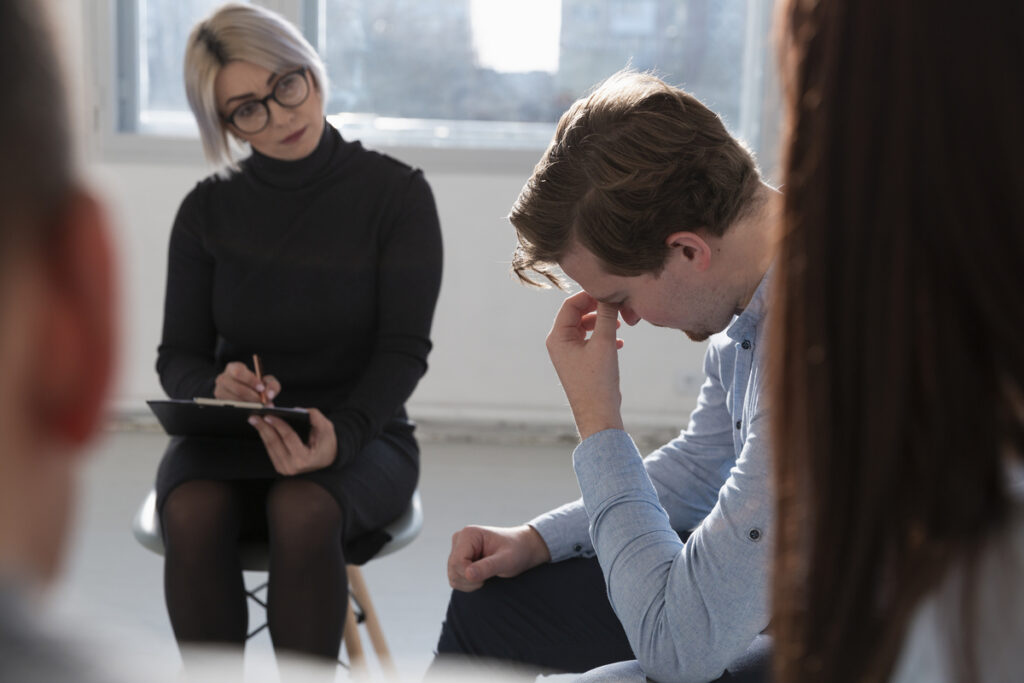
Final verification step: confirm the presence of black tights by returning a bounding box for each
[162,478,346,659]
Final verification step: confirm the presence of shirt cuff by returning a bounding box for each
[528,499,595,562]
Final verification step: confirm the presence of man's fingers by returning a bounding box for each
[592,302,621,341]
[551,292,597,331]
[447,529,487,590]
[580,312,622,333]
[465,555,499,583]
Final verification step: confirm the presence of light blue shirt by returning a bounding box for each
[531,269,773,683]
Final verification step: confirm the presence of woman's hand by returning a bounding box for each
[248,408,337,475]
[214,361,282,404]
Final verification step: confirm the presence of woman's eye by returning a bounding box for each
[235,101,261,120]
[277,75,302,97]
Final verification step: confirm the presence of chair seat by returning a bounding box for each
[131,487,423,571]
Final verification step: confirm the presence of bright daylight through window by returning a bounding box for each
[115,0,778,162]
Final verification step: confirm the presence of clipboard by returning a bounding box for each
[147,398,312,441]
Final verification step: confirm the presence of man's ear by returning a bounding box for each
[32,190,117,447]
[665,231,713,272]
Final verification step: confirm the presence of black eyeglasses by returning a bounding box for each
[222,67,310,134]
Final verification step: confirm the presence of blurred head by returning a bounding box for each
[184,3,328,166]
[771,1,1024,681]
[0,0,115,583]
[509,70,762,289]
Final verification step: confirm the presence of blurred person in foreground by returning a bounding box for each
[771,1,1024,681]
[0,0,118,680]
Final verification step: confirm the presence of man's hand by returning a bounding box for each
[248,408,337,475]
[214,361,282,405]
[447,524,551,592]
[546,291,625,440]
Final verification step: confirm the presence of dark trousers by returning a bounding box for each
[432,556,771,681]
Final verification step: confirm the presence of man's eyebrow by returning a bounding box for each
[266,71,279,86]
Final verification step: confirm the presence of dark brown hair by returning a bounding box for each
[0,0,71,255]
[771,1,1024,681]
[509,70,761,288]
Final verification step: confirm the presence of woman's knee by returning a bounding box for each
[161,479,240,548]
[265,479,343,555]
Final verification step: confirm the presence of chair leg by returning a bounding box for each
[343,600,365,671]
[347,566,397,676]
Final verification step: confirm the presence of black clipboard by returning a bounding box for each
[147,399,312,441]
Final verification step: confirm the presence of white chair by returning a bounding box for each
[132,487,423,674]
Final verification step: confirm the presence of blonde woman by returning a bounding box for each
[154,3,442,660]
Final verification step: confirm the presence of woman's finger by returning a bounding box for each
[262,415,307,457]
[216,375,261,402]
[249,415,292,474]
[262,374,283,402]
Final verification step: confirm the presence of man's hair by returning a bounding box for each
[509,70,761,288]
[0,0,72,258]
[184,3,328,169]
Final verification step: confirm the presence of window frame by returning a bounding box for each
[86,0,779,177]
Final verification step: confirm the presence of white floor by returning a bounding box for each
[46,424,625,681]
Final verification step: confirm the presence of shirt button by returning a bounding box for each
[573,543,583,552]
[741,340,751,350]
[735,420,742,430]
[748,529,761,541]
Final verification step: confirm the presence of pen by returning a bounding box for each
[253,353,267,405]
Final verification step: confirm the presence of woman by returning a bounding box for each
[155,3,442,660]
[771,1,1024,681]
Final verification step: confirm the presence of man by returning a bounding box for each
[0,0,119,680]
[435,71,778,681]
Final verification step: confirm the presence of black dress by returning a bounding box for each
[154,122,442,563]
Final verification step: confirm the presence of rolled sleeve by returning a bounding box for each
[573,410,773,681]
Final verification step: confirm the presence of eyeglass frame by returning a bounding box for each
[220,66,311,134]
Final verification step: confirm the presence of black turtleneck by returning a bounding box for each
[156,122,443,470]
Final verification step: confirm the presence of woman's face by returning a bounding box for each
[215,60,325,161]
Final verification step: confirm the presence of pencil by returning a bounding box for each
[253,353,267,404]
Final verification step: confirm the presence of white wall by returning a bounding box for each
[60,1,708,431]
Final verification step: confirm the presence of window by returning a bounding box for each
[117,0,246,136]
[99,0,780,173]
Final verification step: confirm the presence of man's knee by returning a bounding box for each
[436,586,491,655]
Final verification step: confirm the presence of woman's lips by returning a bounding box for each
[281,126,307,144]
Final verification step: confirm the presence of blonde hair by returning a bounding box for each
[184,3,328,168]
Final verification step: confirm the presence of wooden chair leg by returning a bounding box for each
[347,566,397,676]
[343,599,365,672]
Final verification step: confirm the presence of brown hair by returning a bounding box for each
[0,0,71,255]
[771,1,1024,681]
[509,70,761,288]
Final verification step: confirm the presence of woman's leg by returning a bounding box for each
[161,479,247,646]
[265,478,346,659]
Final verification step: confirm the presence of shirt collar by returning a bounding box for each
[725,263,774,342]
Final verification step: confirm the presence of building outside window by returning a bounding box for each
[104,0,779,172]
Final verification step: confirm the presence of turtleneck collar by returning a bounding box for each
[243,120,344,190]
